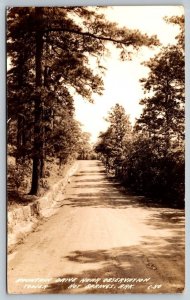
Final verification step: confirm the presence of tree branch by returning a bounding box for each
[45,28,132,46]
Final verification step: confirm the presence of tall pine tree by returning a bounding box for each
[7,7,159,195]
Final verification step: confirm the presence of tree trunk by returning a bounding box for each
[29,7,44,195]
[40,157,45,178]
[165,92,171,157]
[30,157,41,195]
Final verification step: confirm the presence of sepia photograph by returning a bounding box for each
[7,6,185,294]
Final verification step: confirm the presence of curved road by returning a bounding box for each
[8,160,185,294]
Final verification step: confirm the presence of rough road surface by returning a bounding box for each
[8,160,185,294]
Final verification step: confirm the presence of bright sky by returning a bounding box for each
[74,6,184,143]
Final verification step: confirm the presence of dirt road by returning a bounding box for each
[8,160,185,294]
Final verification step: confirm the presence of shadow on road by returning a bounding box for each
[65,193,142,209]
[70,169,184,210]
[45,235,184,294]
[44,160,184,294]
[65,188,185,213]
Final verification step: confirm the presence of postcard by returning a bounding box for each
[7,6,185,294]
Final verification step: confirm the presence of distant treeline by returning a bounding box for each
[95,16,185,208]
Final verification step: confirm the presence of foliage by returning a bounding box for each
[7,7,159,195]
[96,15,184,208]
[120,136,184,207]
[8,159,32,192]
[136,45,184,149]
[95,104,132,175]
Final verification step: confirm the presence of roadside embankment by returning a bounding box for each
[8,161,79,253]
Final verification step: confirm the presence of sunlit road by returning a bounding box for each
[8,160,185,294]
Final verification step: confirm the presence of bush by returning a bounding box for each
[120,138,184,208]
[8,158,31,193]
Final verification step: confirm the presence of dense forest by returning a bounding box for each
[7,7,184,208]
[95,16,185,208]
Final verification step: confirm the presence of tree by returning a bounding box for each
[47,108,81,166]
[164,15,184,48]
[96,104,132,176]
[95,128,114,171]
[131,15,185,205]
[77,132,92,160]
[136,45,184,154]
[96,15,185,207]
[7,7,159,195]
[136,15,184,147]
